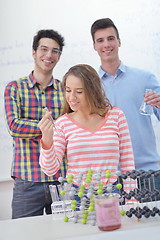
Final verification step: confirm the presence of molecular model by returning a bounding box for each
[49,169,160,225]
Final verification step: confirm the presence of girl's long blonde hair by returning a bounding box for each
[61,64,112,117]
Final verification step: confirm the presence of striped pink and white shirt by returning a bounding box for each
[39,108,136,192]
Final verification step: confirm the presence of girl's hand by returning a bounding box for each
[38,111,54,149]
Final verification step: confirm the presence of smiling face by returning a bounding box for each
[93,27,121,64]
[32,38,61,74]
[65,75,90,113]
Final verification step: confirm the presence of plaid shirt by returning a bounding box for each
[4,72,66,182]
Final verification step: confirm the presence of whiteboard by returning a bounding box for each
[0,0,160,181]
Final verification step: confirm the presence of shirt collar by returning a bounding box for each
[28,72,58,90]
[99,61,126,79]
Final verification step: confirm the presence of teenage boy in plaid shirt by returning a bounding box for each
[4,29,66,219]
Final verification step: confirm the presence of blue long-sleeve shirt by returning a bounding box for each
[99,62,160,171]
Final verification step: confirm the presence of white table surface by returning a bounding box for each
[0,210,160,240]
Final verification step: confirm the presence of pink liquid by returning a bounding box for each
[95,197,121,231]
[98,224,121,231]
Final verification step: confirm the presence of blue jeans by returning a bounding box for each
[12,178,60,219]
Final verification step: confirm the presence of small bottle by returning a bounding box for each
[139,89,153,115]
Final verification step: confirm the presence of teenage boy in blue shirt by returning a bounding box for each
[91,18,160,195]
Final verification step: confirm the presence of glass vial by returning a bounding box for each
[139,89,153,115]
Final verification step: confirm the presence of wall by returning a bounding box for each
[0,0,160,219]
[0,180,13,220]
